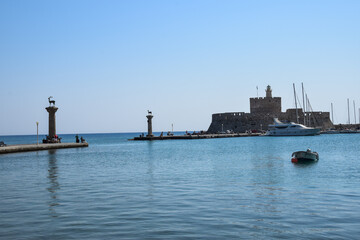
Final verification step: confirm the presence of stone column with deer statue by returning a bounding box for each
[146,110,154,137]
[46,96,58,142]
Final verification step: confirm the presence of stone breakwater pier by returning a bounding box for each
[0,142,88,154]
[0,97,89,154]
[132,133,260,141]
[131,111,260,141]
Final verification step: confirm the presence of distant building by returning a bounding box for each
[207,85,333,133]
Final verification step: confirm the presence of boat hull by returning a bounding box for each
[291,151,319,163]
[266,128,321,136]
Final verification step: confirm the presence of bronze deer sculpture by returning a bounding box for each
[48,96,55,106]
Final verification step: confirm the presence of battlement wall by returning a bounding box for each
[208,112,277,133]
[212,112,246,121]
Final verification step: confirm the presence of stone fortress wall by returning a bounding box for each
[207,85,333,133]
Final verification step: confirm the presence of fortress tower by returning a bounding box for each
[250,85,281,114]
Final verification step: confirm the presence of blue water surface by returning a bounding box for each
[1,133,360,239]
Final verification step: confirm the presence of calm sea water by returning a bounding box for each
[1,133,360,239]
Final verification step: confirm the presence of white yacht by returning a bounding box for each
[265,118,321,136]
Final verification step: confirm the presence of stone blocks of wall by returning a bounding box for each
[250,97,281,114]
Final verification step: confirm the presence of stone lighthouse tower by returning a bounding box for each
[146,110,154,137]
[45,96,58,142]
[265,85,272,98]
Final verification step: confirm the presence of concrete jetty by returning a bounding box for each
[132,133,261,141]
[0,142,89,154]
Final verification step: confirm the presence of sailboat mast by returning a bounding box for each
[347,98,350,124]
[306,94,310,126]
[354,100,356,124]
[302,83,305,125]
[293,83,298,123]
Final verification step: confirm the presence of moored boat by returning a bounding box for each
[265,118,321,136]
[291,149,319,163]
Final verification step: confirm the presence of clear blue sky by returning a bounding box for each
[1,0,359,135]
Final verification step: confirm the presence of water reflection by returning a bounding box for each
[247,140,286,219]
[146,141,155,198]
[47,150,60,217]
[292,161,318,168]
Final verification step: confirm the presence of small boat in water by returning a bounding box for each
[291,149,319,163]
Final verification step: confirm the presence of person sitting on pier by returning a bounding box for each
[43,135,51,143]
[80,136,85,143]
[160,132,163,137]
[75,135,79,143]
[54,135,62,143]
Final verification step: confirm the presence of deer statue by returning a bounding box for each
[48,96,55,106]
